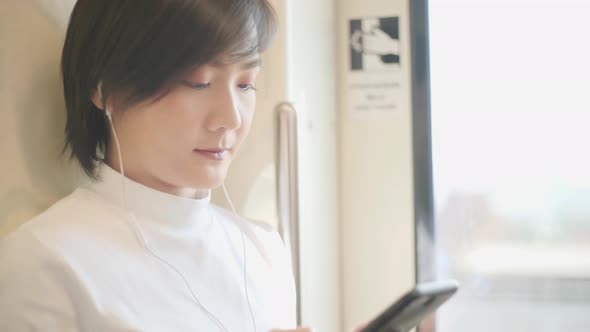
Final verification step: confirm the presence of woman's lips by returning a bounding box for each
[193,149,228,161]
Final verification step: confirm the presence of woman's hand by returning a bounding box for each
[271,322,367,332]
[352,321,368,332]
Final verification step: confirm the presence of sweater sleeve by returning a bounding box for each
[0,230,79,332]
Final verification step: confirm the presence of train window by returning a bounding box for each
[428,1,590,331]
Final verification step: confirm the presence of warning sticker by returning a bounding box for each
[348,16,402,114]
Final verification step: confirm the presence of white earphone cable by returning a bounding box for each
[222,183,257,332]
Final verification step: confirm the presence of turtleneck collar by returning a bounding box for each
[81,162,212,232]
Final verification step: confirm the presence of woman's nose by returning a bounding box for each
[206,88,242,132]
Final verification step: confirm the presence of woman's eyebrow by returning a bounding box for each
[241,58,262,69]
[210,58,262,70]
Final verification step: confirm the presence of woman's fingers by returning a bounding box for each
[271,322,367,332]
[270,327,313,332]
[352,321,368,332]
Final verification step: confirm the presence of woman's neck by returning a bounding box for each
[103,158,209,200]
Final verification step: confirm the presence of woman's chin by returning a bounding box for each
[189,168,228,189]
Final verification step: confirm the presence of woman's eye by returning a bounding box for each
[238,84,257,92]
[182,80,210,90]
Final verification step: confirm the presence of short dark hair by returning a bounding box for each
[61,0,277,179]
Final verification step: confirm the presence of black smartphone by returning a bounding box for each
[361,280,459,332]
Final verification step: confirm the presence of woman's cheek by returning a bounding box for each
[241,109,256,134]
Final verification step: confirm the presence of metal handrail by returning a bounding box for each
[275,102,301,325]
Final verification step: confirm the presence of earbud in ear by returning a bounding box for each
[97,81,103,100]
[97,81,112,119]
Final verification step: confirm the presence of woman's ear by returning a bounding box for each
[90,88,104,110]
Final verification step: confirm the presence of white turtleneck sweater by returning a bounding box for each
[0,163,297,332]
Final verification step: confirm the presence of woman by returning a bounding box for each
[0,0,311,331]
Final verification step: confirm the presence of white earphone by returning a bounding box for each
[98,82,256,332]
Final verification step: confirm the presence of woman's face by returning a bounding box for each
[99,56,261,198]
